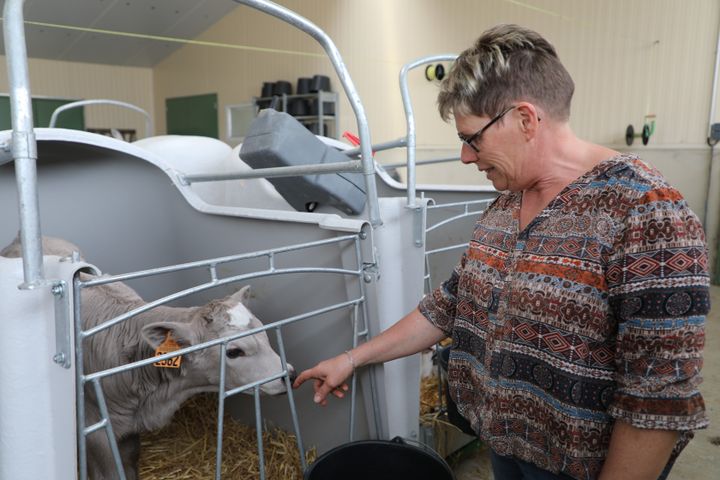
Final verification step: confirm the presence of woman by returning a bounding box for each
[294,24,709,480]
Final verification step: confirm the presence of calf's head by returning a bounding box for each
[141,285,293,395]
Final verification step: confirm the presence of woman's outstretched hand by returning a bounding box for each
[292,352,355,406]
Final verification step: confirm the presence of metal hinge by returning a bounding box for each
[362,263,379,283]
[51,281,71,369]
[412,205,426,248]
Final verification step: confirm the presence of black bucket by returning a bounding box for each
[297,77,313,94]
[310,74,331,93]
[260,81,275,98]
[304,437,455,480]
[273,80,292,96]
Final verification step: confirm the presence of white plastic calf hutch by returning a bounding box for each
[0,2,496,479]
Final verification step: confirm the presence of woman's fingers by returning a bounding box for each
[331,383,349,399]
[292,367,317,389]
[292,355,353,405]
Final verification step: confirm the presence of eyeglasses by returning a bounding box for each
[458,105,517,153]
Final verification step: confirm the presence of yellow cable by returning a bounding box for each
[0,18,325,59]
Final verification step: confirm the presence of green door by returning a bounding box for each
[0,96,85,130]
[33,98,84,129]
[166,93,218,138]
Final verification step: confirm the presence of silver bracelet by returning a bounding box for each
[344,350,356,371]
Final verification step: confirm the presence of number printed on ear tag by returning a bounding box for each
[153,333,182,369]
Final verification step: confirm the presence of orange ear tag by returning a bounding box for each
[153,333,182,369]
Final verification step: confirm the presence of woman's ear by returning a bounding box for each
[516,102,541,139]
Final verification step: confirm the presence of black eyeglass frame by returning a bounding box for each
[457,105,518,153]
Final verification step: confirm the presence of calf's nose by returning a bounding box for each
[288,364,297,383]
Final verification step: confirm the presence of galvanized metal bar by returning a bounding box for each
[427,198,493,210]
[354,238,382,438]
[353,238,370,337]
[254,387,266,480]
[215,344,228,480]
[92,378,127,480]
[353,237,371,339]
[84,298,363,382]
[399,54,457,208]
[342,137,408,158]
[424,254,432,293]
[74,275,89,480]
[349,303,359,441]
[51,280,71,368]
[181,160,363,185]
[209,264,218,283]
[82,267,362,338]
[83,419,108,436]
[225,370,288,397]
[81,234,358,287]
[275,328,306,471]
[381,155,460,169]
[426,210,487,233]
[49,99,154,137]
[412,204,426,248]
[232,0,382,226]
[4,0,44,287]
[425,243,470,256]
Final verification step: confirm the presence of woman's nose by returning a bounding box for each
[459,144,477,164]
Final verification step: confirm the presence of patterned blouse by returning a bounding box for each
[419,154,709,480]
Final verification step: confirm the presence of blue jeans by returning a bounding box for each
[490,451,575,480]
[490,450,672,480]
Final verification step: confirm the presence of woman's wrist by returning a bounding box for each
[343,350,357,372]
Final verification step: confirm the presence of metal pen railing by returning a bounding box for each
[399,54,458,208]
[423,198,494,293]
[397,55,499,424]
[3,0,43,288]
[49,99,154,138]
[75,233,372,480]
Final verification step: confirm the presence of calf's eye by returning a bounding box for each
[226,348,246,359]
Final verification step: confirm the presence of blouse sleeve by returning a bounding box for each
[418,252,467,337]
[606,187,710,430]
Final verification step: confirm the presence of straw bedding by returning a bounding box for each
[139,393,315,479]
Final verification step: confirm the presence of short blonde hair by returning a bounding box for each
[438,24,574,122]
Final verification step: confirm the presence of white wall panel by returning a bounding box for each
[0,56,154,137]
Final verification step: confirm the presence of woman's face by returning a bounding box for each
[455,110,528,192]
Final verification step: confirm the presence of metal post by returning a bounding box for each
[215,344,228,480]
[74,276,89,480]
[3,0,44,288]
[399,54,457,208]
[232,0,382,226]
[275,328,306,471]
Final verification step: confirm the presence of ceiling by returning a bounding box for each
[0,0,239,67]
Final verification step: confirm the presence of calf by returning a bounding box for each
[2,235,294,480]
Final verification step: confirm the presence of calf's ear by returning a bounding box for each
[141,322,195,349]
[226,284,252,306]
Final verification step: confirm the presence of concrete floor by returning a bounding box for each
[452,285,720,480]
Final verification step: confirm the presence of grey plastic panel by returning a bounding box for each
[241,109,367,215]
